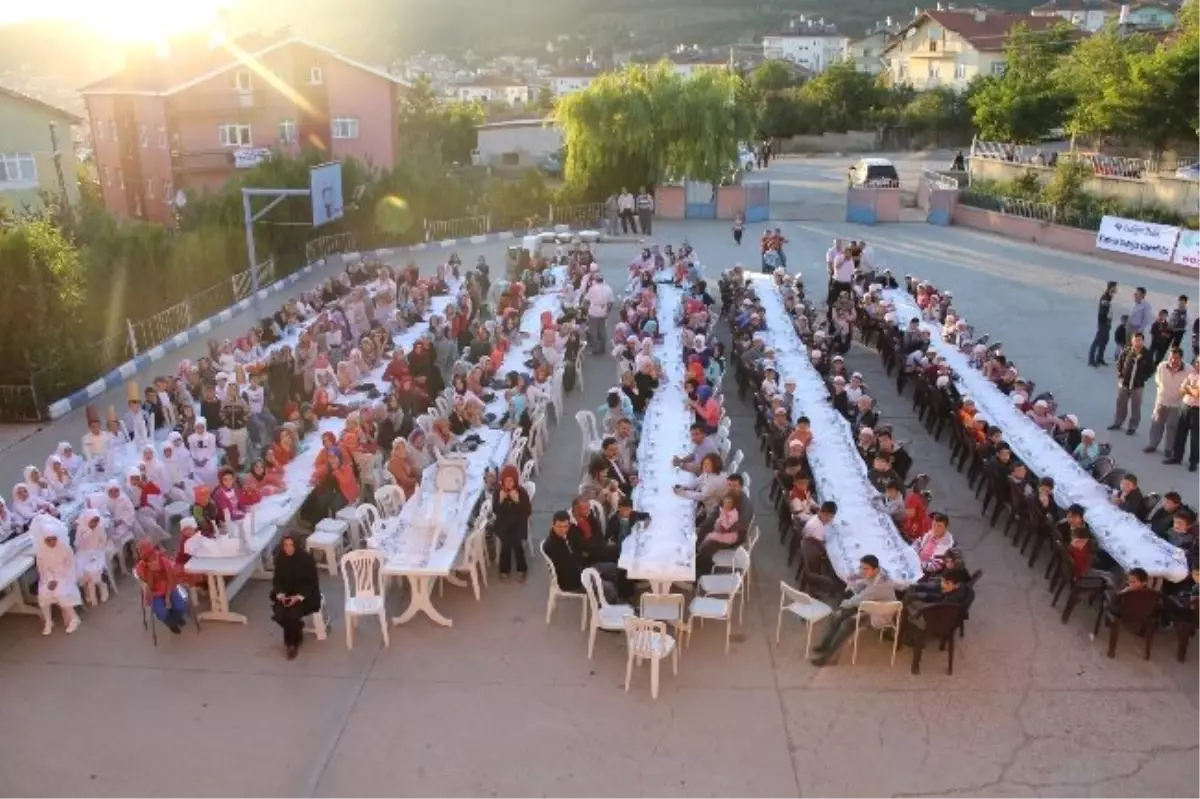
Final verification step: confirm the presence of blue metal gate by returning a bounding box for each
[744,181,770,223]
[684,181,716,219]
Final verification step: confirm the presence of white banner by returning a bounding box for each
[1173,228,1199,269]
[233,147,272,169]
[1095,215,1179,262]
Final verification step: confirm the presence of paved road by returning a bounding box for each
[0,192,1196,796]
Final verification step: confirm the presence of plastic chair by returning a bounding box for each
[520,457,537,484]
[699,546,750,625]
[775,581,833,659]
[728,449,744,475]
[624,617,678,700]
[713,524,760,597]
[575,410,601,467]
[550,368,565,424]
[340,550,389,649]
[309,518,348,575]
[851,600,904,666]
[640,592,691,647]
[540,538,587,630]
[688,574,743,654]
[581,567,634,659]
[446,524,488,601]
[373,485,406,518]
[355,503,382,546]
[135,578,199,647]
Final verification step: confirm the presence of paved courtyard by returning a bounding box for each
[0,167,1197,797]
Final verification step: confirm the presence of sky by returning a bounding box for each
[0,0,234,41]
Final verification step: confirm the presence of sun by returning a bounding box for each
[54,0,232,43]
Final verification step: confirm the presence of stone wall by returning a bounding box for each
[779,130,879,154]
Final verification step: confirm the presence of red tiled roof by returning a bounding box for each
[80,30,289,94]
[0,84,82,123]
[922,9,1078,51]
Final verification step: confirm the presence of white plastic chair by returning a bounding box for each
[775,581,833,659]
[624,617,678,700]
[520,457,537,485]
[713,524,760,598]
[719,437,732,462]
[688,573,743,654]
[340,550,389,649]
[851,600,904,666]
[574,349,585,394]
[581,567,634,659]
[373,485,406,518]
[355,503,382,547]
[541,538,587,630]
[728,448,744,475]
[575,410,601,467]
[639,592,690,648]
[415,414,434,435]
[446,524,488,601]
[698,546,750,624]
[550,368,565,424]
[587,498,608,530]
[308,518,348,575]
[304,597,330,641]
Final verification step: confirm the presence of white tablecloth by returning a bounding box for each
[372,427,511,577]
[483,267,566,420]
[620,284,698,584]
[755,277,922,585]
[883,289,1189,582]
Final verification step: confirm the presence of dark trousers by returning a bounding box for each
[733,229,742,245]
[619,209,635,234]
[273,596,321,647]
[637,209,652,235]
[813,607,858,658]
[496,523,528,575]
[1088,325,1110,364]
[1171,405,1200,466]
[696,537,737,576]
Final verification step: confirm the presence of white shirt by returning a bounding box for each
[860,244,878,271]
[825,246,840,268]
[802,515,828,542]
[833,255,855,283]
[585,281,615,318]
[81,430,112,460]
[243,385,265,414]
[617,193,635,212]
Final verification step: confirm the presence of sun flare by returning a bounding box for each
[12,0,232,43]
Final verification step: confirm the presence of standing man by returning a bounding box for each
[858,239,878,285]
[584,274,615,355]
[1165,356,1199,472]
[828,245,855,316]
[1108,332,1154,435]
[617,188,635,235]
[825,238,843,308]
[635,187,654,235]
[1169,294,1190,351]
[1129,286,1153,340]
[1144,348,1186,458]
[1088,281,1116,367]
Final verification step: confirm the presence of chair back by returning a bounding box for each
[355,503,382,538]
[374,485,406,517]
[588,499,608,529]
[1101,469,1127,491]
[727,546,751,574]
[921,603,965,638]
[625,616,668,657]
[341,550,383,600]
[540,538,563,590]
[1116,588,1162,628]
[1090,455,1115,480]
[856,600,903,628]
[744,524,761,555]
[462,527,485,570]
[575,410,600,446]
[728,449,744,474]
[525,481,537,503]
[415,414,434,435]
[779,581,822,612]
[580,567,607,613]
[640,592,684,624]
[520,458,537,483]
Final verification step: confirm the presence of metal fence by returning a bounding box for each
[971,138,1195,177]
[959,191,1102,231]
[549,202,606,229]
[425,215,491,241]
[0,383,41,422]
[305,232,356,263]
[922,169,964,190]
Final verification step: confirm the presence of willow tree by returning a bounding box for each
[556,62,757,196]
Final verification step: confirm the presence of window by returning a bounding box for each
[278,119,297,144]
[218,123,252,147]
[233,70,251,91]
[308,66,323,85]
[331,117,359,139]
[991,61,1007,76]
[954,63,967,80]
[108,119,117,141]
[501,152,520,166]
[162,179,173,203]
[899,62,909,79]
[138,123,148,148]
[157,125,167,148]
[928,63,940,79]
[145,176,155,199]
[0,152,37,184]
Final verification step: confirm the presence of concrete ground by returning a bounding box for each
[0,162,1197,797]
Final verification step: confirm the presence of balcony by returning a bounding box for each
[166,90,265,117]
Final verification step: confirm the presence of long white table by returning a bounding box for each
[0,536,38,620]
[619,284,699,592]
[883,289,1189,582]
[756,277,923,585]
[372,427,511,626]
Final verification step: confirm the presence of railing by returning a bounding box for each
[1060,152,1147,180]
[921,169,963,190]
[0,383,41,422]
[549,202,606,229]
[305,231,356,263]
[959,191,1102,231]
[971,138,1198,178]
[424,215,491,241]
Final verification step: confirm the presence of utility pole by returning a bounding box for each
[48,121,71,224]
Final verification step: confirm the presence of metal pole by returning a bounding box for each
[242,189,260,297]
[126,318,139,356]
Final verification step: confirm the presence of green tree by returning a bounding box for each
[970,23,1076,142]
[1120,9,1200,157]
[796,61,885,132]
[556,62,757,195]
[396,75,485,164]
[1055,25,1152,141]
[901,87,971,134]
[750,59,798,93]
[534,85,556,114]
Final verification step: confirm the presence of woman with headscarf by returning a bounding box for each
[0,499,14,543]
[690,385,721,435]
[430,418,455,457]
[55,441,84,477]
[101,479,137,549]
[22,465,54,506]
[188,418,220,487]
[126,468,168,543]
[407,428,433,474]
[138,444,174,501]
[31,514,82,634]
[11,483,56,528]
[74,509,111,604]
[42,455,73,502]
[271,532,322,659]
[162,433,196,500]
[301,448,358,525]
[492,464,532,581]
[387,438,419,497]
[134,540,190,634]
[243,458,283,501]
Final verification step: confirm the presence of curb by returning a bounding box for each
[45,229,527,421]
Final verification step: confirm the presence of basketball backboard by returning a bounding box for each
[310,161,344,227]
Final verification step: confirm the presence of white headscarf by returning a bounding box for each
[74,509,108,553]
[140,444,171,490]
[56,441,83,475]
[10,483,44,524]
[104,480,136,525]
[43,455,72,499]
[31,514,75,570]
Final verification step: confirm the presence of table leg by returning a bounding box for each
[196,574,249,624]
[392,576,454,627]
